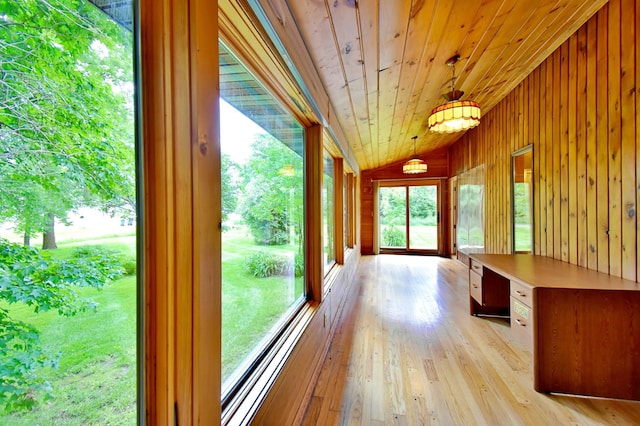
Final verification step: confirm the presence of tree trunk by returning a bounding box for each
[42,213,57,249]
[23,232,30,247]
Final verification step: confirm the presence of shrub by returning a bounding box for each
[70,245,126,282]
[293,255,304,277]
[119,255,137,275]
[382,226,405,247]
[245,252,289,278]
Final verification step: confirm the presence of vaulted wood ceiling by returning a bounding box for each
[91,0,609,171]
[285,0,608,170]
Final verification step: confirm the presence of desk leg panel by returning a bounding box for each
[534,288,640,400]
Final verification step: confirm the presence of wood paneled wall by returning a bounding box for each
[449,0,639,282]
[360,149,449,255]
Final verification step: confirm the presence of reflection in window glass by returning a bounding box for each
[219,42,305,397]
[0,1,137,422]
[457,166,485,253]
[323,151,335,271]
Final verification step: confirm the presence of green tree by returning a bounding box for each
[239,134,303,245]
[379,187,405,226]
[409,186,436,219]
[0,0,134,248]
[221,153,238,227]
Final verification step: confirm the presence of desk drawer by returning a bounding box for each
[470,259,483,276]
[510,280,533,304]
[510,296,534,351]
[469,270,482,304]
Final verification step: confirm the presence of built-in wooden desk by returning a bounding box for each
[468,253,640,401]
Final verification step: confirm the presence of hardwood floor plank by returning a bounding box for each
[300,255,640,425]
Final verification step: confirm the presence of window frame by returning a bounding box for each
[377,179,444,255]
[218,40,309,406]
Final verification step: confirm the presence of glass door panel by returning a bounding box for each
[409,185,438,250]
[379,187,407,248]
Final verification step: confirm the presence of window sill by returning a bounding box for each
[222,301,318,425]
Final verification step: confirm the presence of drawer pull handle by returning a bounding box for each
[472,284,479,288]
[515,319,526,327]
[515,290,526,297]
[473,265,480,269]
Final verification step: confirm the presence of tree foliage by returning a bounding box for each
[239,134,303,245]
[0,0,135,247]
[0,0,134,411]
[0,239,124,410]
[221,153,238,226]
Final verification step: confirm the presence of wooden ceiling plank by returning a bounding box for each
[477,0,607,110]
[394,0,505,162]
[287,0,367,167]
[358,0,380,166]
[456,0,547,111]
[376,0,413,167]
[389,0,452,163]
[283,0,606,170]
[469,0,582,108]
[327,0,372,164]
[404,0,510,154]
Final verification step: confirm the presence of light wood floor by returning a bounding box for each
[301,255,640,425]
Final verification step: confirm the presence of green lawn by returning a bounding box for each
[221,227,304,382]
[0,224,305,422]
[380,224,438,249]
[514,223,532,252]
[0,276,137,425]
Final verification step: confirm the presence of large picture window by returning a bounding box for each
[219,42,305,398]
[0,0,138,423]
[322,150,335,272]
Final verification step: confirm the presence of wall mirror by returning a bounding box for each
[512,146,533,253]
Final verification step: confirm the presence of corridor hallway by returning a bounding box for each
[301,255,640,425]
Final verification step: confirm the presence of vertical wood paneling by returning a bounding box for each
[576,26,587,268]
[596,7,610,274]
[538,61,547,257]
[620,0,637,281]
[608,0,622,278]
[552,49,562,260]
[568,35,578,265]
[533,66,543,256]
[637,0,640,283]
[586,18,598,270]
[449,0,640,281]
[560,42,569,262]
[545,55,554,258]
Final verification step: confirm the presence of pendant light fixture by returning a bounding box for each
[403,136,427,174]
[428,55,481,133]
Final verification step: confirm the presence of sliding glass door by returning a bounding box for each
[379,182,440,253]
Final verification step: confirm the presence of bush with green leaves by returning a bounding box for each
[382,226,405,247]
[244,251,290,278]
[293,255,304,278]
[0,239,125,411]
